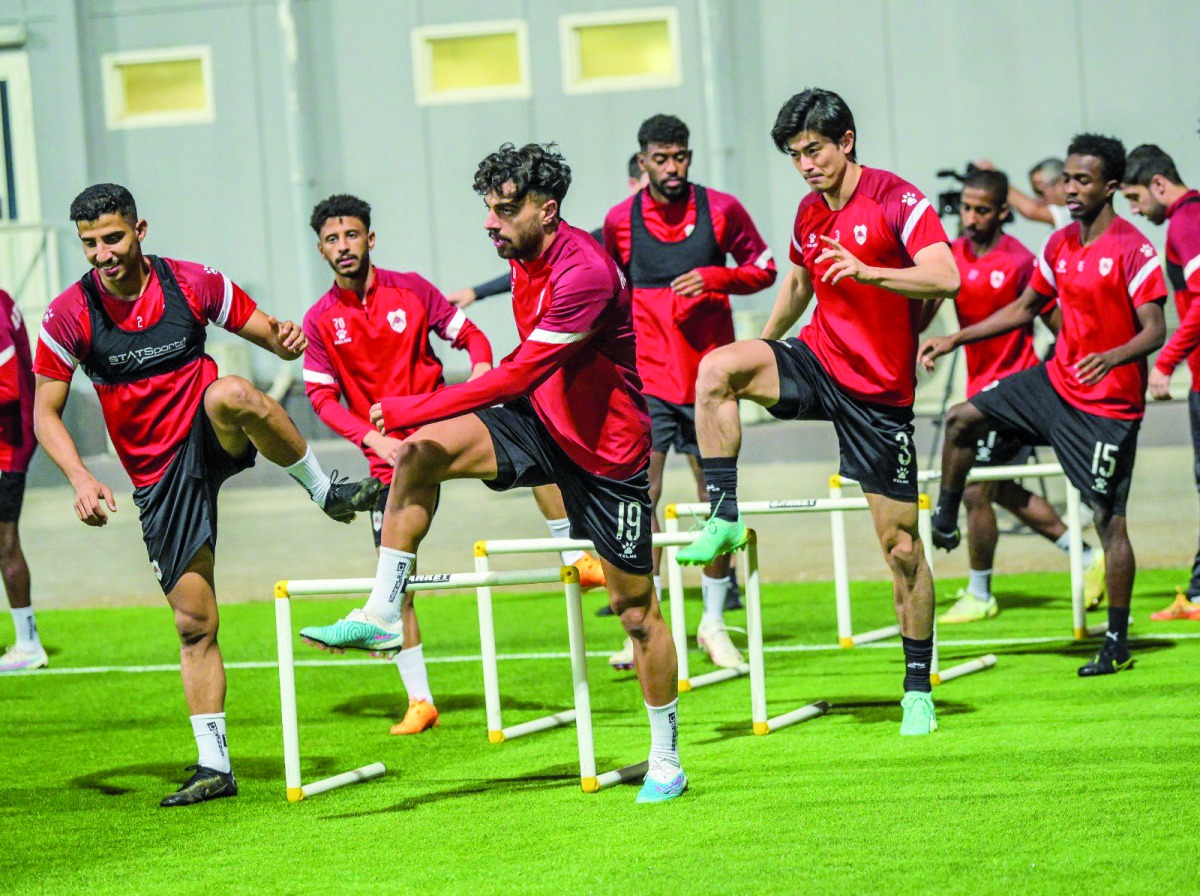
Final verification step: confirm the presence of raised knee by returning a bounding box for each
[207,376,264,419]
[696,349,734,399]
[945,402,982,444]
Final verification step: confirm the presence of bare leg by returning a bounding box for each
[939,400,993,495]
[964,482,1000,571]
[694,340,782,457]
[204,375,306,465]
[167,546,224,715]
[1094,509,1133,610]
[603,563,676,706]
[532,483,567,520]
[992,481,1068,542]
[867,494,934,640]
[0,521,30,610]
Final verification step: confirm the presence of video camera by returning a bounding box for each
[936,163,982,218]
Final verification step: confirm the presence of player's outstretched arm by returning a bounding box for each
[1005,187,1054,226]
[235,309,308,360]
[33,376,117,526]
[818,238,959,300]
[760,265,814,340]
[920,284,1046,371]
[1075,301,1166,386]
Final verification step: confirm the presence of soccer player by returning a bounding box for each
[34,184,382,806]
[1120,144,1200,621]
[919,169,1105,623]
[303,194,600,734]
[603,114,775,669]
[976,157,1072,230]
[300,144,688,802]
[924,135,1167,676]
[677,88,959,736]
[0,288,40,673]
[446,153,646,309]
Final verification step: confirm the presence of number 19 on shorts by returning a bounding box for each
[616,501,643,541]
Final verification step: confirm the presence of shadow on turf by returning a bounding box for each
[70,757,285,796]
[322,762,629,817]
[993,637,1177,661]
[327,692,624,718]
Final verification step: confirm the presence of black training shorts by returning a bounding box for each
[647,395,700,457]
[132,398,256,594]
[476,398,652,574]
[969,364,1138,516]
[0,470,25,523]
[972,427,1034,468]
[765,338,918,502]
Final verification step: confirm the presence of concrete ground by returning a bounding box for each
[17,399,1198,610]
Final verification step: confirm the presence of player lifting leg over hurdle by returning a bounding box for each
[677,88,960,735]
[300,144,687,802]
[33,184,382,806]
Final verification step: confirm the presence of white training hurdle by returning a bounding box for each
[473,530,752,710]
[833,462,1104,641]
[473,529,831,736]
[274,565,645,799]
[664,495,997,692]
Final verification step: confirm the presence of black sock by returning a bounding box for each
[700,457,739,522]
[902,636,934,693]
[934,489,963,531]
[1106,606,1130,652]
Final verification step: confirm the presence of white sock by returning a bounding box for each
[653,574,662,594]
[546,518,584,565]
[285,447,331,506]
[645,699,681,780]
[10,606,40,652]
[1055,530,1097,566]
[190,712,231,774]
[364,546,415,625]
[967,569,992,600]
[701,574,728,623]
[395,644,433,704]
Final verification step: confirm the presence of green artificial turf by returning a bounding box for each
[2,568,1198,895]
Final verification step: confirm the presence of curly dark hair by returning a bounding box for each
[70,183,138,224]
[473,143,571,211]
[770,88,857,160]
[310,194,371,234]
[1067,133,1126,184]
[637,114,689,150]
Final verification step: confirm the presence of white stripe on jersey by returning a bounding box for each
[529,328,589,344]
[1128,256,1160,299]
[0,345,13,367]
[791,233,803,255]
[302,368,337,386]
[38,326,77,372]
[1037,236,1057,290]
[1184,254,1200,284]
[216,273,234,328]
[901,198,931,248]
[753,248,774,269]
[446,309,465,340]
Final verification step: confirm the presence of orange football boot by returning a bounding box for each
[389,698,439,735]
[572,552,607,592]
[1149,590,1200,621]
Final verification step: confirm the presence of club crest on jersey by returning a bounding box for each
[386,309,407,334]
[1056,259,1067,274]
[853,224,867,245]
[990,270,1005,289]
[1098,258,1113,276]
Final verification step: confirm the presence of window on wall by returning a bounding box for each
[560,8,682,94]
[411,21,530,106]
[102,46,215,130]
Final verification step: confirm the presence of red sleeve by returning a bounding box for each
[1169,205,1200,292]
[788,203,807,266]
[172,260,257,331]
[1125,239,1167,309]
[380,261,611,433]
[699,194,777,295]
[0,313,18,404]
[884,184,948,259]
[1029,235,1060,298]
[1156,292,1200,375]
[415,275,493,367]
[33,294,88,382]
[301,308,373,446]
[602,203,632,268]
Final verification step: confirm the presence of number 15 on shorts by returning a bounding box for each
[1091,442,1118,495]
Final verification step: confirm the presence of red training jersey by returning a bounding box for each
[789,166,950,406]
[0,290,35,472]
[379,223,650,480]
[1154,190,1200,389]
[950,234,1037,397]
[1029,217,1167,419]
[34,258,257,486]
[302,267,493,483]
[603,185,776,403]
